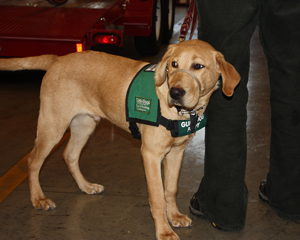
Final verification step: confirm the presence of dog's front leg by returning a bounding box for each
[164,145,192,228]
[141,143,180,240]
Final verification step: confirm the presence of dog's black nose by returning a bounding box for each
[170,87,185,100]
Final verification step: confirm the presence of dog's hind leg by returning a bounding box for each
[63,114,104,195]
[27,115,70,210]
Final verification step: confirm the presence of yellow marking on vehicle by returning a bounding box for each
[0,132,70,203]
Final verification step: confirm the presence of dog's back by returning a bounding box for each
[0,51,148,130]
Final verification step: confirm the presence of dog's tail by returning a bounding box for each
[0,55,58,71]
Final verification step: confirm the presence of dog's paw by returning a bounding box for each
[82,183,104,195]
[157,231,180,240]
[169,214,192,228]
[33,198,56,210]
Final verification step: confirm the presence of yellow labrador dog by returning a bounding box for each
[0,39,240,240]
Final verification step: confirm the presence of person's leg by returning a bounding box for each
[192,0,259,230]
[259,0,300,221]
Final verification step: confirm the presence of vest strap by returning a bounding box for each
[129,119,142,140]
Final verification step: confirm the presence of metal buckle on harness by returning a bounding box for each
[177,109,197,116]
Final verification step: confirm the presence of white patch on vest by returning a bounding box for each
[135,97,152,113]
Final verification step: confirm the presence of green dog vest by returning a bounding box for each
[126,64,206,139]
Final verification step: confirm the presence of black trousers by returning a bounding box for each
[195,0,300,230]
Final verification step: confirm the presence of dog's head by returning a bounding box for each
[155,39,240,110]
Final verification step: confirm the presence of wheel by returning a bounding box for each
[47,0,68,6]
[162,0,175,43]
[134,0,164,56]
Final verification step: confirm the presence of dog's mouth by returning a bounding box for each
[168,86,198,111]
[168,84,217,112]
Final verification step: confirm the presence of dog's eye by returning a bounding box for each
[171,61,178,68]
[194,64,205,70]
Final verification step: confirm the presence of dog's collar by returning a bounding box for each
[166,62,207,133]
[176,104,206,116]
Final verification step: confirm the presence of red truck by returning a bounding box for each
[0,0,175,57]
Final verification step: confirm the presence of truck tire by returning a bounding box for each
[134,0,163,56]
[162,0,175,43]
[47,0,68,6]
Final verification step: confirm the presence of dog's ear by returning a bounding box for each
[215,52,241,96]
[155,44,175,86]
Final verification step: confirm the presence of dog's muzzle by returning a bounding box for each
[167,69,202,105]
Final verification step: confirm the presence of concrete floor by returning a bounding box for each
[1,6,300,240]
